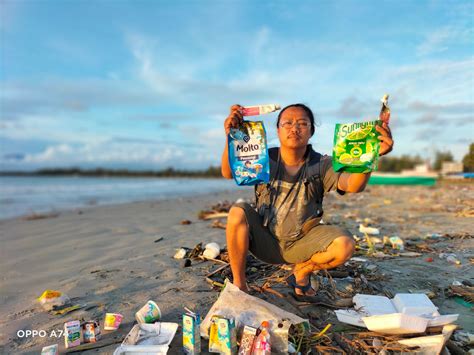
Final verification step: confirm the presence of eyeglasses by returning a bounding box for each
[279,120,311,129]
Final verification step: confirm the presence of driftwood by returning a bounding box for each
[22,212,59,221]
[201,212,229,220]
[210,220,226,229]
[206,263,230,278]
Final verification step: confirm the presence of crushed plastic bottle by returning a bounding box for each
[439,253,461,265]
[252,321,271,355]
[447,255,461,265]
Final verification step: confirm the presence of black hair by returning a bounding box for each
[277,103,315,136]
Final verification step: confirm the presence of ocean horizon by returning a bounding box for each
[0,176,240,220]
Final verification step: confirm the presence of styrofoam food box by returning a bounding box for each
[353,294,396,315]
[398,334,445,354]
[392,293,438,316]
[113,344,169,355]
[362,313,429,334]
[334,310,365,328]
[427,314,459,327]
[113,322,178,355]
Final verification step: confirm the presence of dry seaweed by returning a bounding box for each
[448,284,474,303]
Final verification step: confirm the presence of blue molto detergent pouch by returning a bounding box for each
[228,121,270,186]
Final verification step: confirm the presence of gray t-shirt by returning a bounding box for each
[255,146,341,245]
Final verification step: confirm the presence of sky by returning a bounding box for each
[1,0,473,171]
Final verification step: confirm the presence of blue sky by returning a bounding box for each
[1,0,473,171]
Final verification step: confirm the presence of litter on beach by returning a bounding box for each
[38,290,70,311]
[114,322,179,355]
[40,344,58,355]
[201,282,309,354]
[335,293,459,334]
[358,224,380,235]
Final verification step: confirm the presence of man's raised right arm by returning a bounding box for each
[221,104,243,179]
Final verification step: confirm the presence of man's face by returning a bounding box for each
[277,107,312,149]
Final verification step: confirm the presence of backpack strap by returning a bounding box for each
[254,147,279,203]
[303,151,323,205]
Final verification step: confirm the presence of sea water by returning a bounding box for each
[0,176,238,220]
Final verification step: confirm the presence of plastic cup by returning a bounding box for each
[135,300,161,324]
[104,313,123,330]
[203,243,220,259]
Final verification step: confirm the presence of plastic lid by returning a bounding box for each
[261,321,270,328]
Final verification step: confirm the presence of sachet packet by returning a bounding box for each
[332,120,382,173]
[228,121,270,185]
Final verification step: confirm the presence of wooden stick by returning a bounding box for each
[262,286,285,298]
[202,212,229,220]
[198,256,228,265]
[205,277,224,288]
[206,263,230,277]
[333,333,353,354]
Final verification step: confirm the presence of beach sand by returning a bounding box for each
[1,184,473,354]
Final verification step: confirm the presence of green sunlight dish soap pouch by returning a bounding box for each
[228,104,280,186]
[332,95,389,173]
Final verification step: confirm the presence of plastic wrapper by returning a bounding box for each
[332,120,382,173]
[37,290,70,311]
[200,283,308,353]
[228,121,270,186]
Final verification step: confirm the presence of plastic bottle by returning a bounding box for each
[379,94,390,124]
[242,104,281,116]
[446,255,461,265]
[252,321,271,355]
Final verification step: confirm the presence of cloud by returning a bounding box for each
[2,12,473,171]
[0,114,108,143]
[417,27,454,56]
[3,153,25,161]
[110,136,204,149]
[416,18,473,57]
[386,58,473,103]
[414,127,443,141]
[329,96,373,121]
[0,78,160,120]
[3,136,223,170]
[407,100,474,115]
[415,113,442,125]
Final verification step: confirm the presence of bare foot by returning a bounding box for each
[233,281,249,293]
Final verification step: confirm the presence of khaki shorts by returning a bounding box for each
[234,202,352,265]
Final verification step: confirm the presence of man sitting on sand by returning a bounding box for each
[221,104,394,297]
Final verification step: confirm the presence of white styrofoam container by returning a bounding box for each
[392,293,438,316]
[353,294,397,315]
[113,322,178,355]
[113,344,169,355]
[334,310,366,327]
[398,334,445,354]
[427,314,459,327]
[362,313,429,334]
